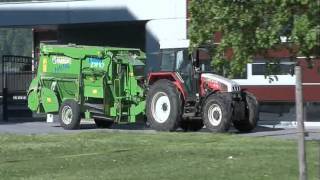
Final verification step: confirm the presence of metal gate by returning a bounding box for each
[1,55,34,120]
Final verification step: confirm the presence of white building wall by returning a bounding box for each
[0,0,187,23]
[0,0,188,71]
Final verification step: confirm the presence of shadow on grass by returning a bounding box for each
[85,122,285,135]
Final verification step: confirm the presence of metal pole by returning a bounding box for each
[319,142,320,180]
[2,72,7,121]
[295,65,307,180]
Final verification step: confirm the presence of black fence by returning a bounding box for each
[1,55,35,121]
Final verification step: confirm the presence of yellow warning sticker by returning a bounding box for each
[92,89,98,94]
[47,97,52,103]
[43,58,48,72]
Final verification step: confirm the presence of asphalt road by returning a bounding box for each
[1,117,320,140]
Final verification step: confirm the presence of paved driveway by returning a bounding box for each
[1,118,320,140]
[0,118,155,135]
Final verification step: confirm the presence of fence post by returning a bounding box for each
[295,65,307,180]
[2,72,7,121]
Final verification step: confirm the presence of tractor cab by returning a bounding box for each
[153,41,240,100]
[157,48,196,97]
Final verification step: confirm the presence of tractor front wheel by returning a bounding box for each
[59,99,81,130]
[146,80,182,131]
[233,92,259,132]
[202,94,231,132]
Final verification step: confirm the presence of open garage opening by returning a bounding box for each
[33,21,147,59]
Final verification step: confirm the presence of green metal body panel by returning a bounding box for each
[27,90,39,111]
[27,79,40,111]
[40,88,59,113]
[28,43,146,123]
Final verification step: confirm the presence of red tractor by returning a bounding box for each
[145,42,258,132]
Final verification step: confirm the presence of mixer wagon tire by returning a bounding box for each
[146,80,182,131]
[180,119,204,132]
[233,92,259,132]
[94,119,113,128]
[59,100,81,130]
[203,94,231,132]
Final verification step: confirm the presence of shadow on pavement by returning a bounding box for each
[0,117,45,125]
[233,126,284,134]
[0,114,286,135]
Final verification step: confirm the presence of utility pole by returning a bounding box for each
[295,65,307,180]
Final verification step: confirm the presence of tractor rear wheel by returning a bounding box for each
[146,80,182,131]
[233,92,259,132]
[202,94,231,132]
[59,99,81,130]
[180,119,204,132]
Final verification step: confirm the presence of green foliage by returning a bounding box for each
[189,0,320,78]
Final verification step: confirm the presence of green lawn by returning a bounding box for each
[0,132,319,180]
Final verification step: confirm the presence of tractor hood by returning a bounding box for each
[201,73,241,92]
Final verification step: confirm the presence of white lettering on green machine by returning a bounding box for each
[52,56,72,65]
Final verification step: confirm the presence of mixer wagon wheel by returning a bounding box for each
[59,99,81,130]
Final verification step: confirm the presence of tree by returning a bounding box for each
[189,2,319,180]
[189,0,320,78]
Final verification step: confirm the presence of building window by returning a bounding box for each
[233,68,247,79]
[252,61,295,76]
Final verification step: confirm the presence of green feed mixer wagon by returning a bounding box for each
[28,43,259,132]
[28,44,146,129]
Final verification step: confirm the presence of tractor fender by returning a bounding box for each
[147,72,187,100]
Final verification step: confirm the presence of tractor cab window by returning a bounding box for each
[175,50,192,74]
[197,49,213,72]
[159,48,193,93]
[160,50,176,71]
[159,49,190,72]
[175,50,184,70]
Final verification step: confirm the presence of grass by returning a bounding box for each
[0,132,319,180]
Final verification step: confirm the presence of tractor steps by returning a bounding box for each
[183,106,197,118]
[84,103,104,110]
[91,115,114,122]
